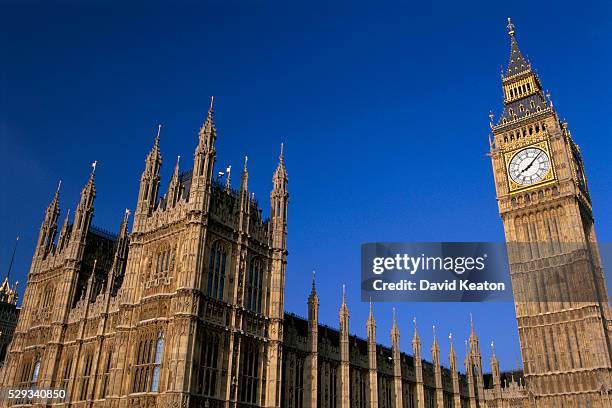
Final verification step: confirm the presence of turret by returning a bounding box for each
[469,315,485,404]
[391,309,402,408]
[305,272,319,408]
[264,144,289,408]
[66,163,96,260]
[134,126,162,231]
[339,285,350,408]
[166,155,182,208]
[366,301,378,408]
[464,340,476,408]
[57,209,71,252]
[36,181,61,257]
[449,333,461,408]
[106,209,131,295]
[490,341,503,407]
[238,156,250,234]
[189,97,216,212]
[412,317,425,408]
[270,143,288,251]
[431,325,443,408]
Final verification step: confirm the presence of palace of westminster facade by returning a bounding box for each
[0,19,611,408]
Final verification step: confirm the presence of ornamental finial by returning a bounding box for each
[507,17,515,36]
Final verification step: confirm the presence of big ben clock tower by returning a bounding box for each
[489,18,612,407]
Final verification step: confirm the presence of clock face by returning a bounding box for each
[508,147,551,186]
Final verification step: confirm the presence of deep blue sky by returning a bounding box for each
[1,1,611,372]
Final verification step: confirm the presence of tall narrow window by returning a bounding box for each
[79,353,93,401]
[101,351,112,398]
[207,242,227,300]
[61,354,73,391]
[151,332,164,392]
[239,342,260,404]
[246,259,264,313]
[198,332,220,396]
[31,361,40,384]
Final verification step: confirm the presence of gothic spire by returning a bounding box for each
[198,96,216,150]
[273,143,288,181]
[310,270,317,298]
[57,208,71,251]
[391,307,399,335]
[412,316,420,343]
[73,162,96,235]
[241,155,249,192]
[37,181,61,256]
[505,17,529,76]
[432,324,439,351]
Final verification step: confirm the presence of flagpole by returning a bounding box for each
[7,235,19,281]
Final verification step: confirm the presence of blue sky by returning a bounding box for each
[1,1,611,372]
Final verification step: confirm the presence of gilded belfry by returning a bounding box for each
[489,18,612,407]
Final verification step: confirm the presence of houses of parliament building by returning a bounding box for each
[0,19,611,408]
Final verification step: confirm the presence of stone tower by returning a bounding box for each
[489,18,612,407]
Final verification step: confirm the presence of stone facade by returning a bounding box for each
[489,18,612,408]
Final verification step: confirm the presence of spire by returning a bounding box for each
[308,271,318,305]
[310,270,317,296]
[173,155,180,178]
[74,162,97,234]
[224,165,232,191]
[241,156,249,192]
[505,17,529,75]
[167,155,182,207]
[412,316,420,343]
[391,307,400,344]
[273,143,288,182]
[491,340,498,362]
[366,297,376,344]
[449,333,456,358]
[432,324,439,350]
[37,180,62,255]
[198,96,216,147]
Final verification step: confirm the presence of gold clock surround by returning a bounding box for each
[504,140,555,194]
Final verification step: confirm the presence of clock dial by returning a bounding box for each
[508,147,551,186]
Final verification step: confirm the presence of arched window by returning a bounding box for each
[207,242,227,300]
[151,332,164,392]
[31,360,40,384]
[154,246,174,280]
[246,259,264,313]
[198,331,220,396]
[238,342,260,404]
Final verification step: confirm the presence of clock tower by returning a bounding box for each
[489,18,612,407]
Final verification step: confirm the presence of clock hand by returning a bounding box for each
[521,151,543,174]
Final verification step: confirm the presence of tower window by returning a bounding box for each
[239,342,260,404]
[78,353,93,400]
[132,331,165,393]
[198,331,220,396]
[151,332,164,392]
[154,246,174,280]
[31,360,40,384]
[246,258,264,313]
[207,242,227,300]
